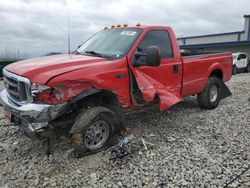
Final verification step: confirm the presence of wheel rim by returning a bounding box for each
[209,85,218,103]
[84,120,110,150]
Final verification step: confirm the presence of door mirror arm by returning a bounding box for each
[132,52,147,67]
[132,46,161,67]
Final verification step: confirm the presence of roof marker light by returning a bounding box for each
[136,22,141,27]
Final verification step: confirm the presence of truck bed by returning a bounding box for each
[181,52,232,97]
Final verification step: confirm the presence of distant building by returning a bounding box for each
[178,15,250,56]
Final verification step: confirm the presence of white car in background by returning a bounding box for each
[232,52,250,74]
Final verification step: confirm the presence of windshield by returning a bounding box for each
[76,28,142,58]
[232,54,238,59]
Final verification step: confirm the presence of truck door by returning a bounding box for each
[241,54,247,68]
[128,29,183,110]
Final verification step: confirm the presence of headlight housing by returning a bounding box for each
[31,83,63,105]
[31,81,92,105]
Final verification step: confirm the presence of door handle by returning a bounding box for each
[173,64,179,74]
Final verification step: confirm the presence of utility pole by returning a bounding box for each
[67,15,71,54]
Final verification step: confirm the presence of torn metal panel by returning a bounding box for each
[130,68,183,110]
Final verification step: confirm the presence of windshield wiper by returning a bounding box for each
[85,50,105,57]
[74,50,80,55]
[84,50,115,58]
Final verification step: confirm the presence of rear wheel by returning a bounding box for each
[70,107,122,157]
[198,76,221,109]
[233,65,237,75]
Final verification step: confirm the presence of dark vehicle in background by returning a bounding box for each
[0,60,15,77]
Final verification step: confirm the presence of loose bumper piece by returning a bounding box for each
[0,89,68,138]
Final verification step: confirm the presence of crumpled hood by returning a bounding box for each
[5,54,108,84]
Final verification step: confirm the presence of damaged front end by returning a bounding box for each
[0,88,69,138]
[0,69,73,139]
[0,69,99,139]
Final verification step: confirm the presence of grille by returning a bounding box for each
[3,69,32,103]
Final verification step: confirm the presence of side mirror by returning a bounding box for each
[132,46,161,67]
[146,46,161,67]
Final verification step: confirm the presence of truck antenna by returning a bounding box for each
[67,15,71,54]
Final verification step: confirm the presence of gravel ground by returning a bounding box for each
[0,73,249,188]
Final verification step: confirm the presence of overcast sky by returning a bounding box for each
[0,0,250,58]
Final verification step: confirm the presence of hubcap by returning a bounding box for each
[209,85,218,103]
[84,120,110,150]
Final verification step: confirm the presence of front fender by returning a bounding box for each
[70,88,100,104]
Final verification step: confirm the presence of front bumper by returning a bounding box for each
[0,89,68,138]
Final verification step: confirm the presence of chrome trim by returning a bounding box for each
[0,89,50,117]
[3,69,32,104]
[29,122,48,131]
[3,69,31,88]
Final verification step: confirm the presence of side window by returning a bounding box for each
[237,54,242,60]
[138,30,173,59]
[242,54,246,59]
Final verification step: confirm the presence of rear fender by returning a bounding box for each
[207,63,223,80]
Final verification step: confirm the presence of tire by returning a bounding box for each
[70,107,122,157]
[197,76,221,109]
[246,63,250,73]
[233,65,237,75]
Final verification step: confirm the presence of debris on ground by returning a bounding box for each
[167,134,175,144]
[110,134,135,161]
[141,139,154,151]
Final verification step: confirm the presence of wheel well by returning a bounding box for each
[210,69,223,79]
[78,90,120,108]
[50,90,122,133]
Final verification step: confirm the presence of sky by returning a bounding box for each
[0,0,250,58]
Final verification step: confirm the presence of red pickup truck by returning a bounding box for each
[0,25,232,155]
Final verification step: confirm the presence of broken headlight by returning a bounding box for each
[31,81,92,105]
[31,83,63,105]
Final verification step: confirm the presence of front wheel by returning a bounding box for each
[70,107,122,157]
[197,77,221,109]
